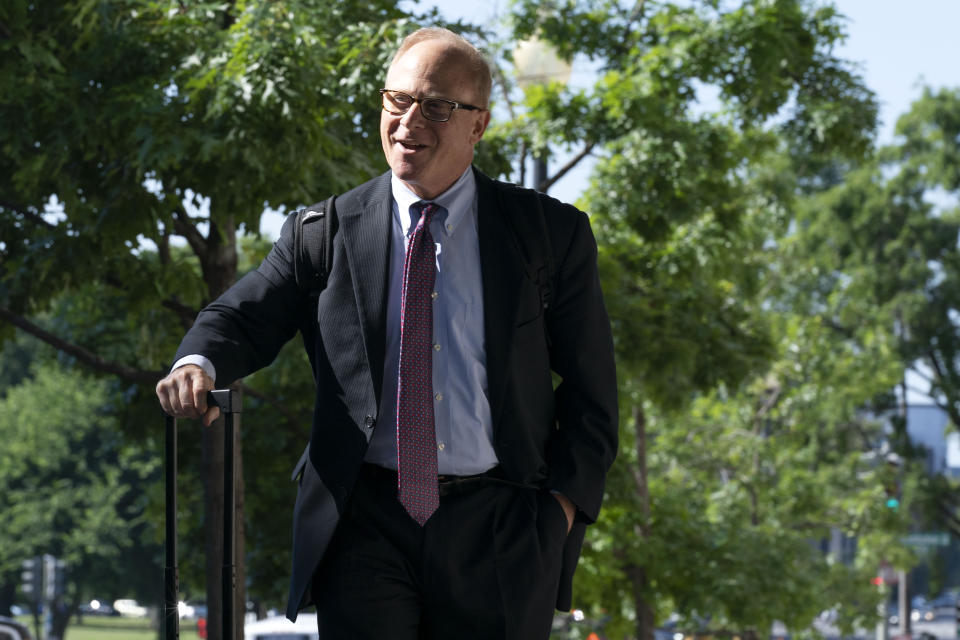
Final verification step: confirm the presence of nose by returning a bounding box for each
[399,101,427,127]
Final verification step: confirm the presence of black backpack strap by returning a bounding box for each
[292,195,337,379]
[293,195,337,297]
[494,183,555,314]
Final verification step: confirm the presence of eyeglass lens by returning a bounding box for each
[382,91,454,121]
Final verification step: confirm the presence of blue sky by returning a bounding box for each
[832,0,959,142]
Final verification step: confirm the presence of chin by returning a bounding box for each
[390,158,428,181]
[391,166,422,185]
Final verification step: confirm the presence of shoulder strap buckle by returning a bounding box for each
[293,195,337,298]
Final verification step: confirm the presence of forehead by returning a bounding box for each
[385,40,476,100]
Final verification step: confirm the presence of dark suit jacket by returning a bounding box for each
[174,167,618,620]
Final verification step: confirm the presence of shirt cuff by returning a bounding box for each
[171,355,217,384]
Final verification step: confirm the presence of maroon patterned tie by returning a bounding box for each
[396,202,440,525]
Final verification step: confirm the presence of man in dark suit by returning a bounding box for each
[156,26,617,640]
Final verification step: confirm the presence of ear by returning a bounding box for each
[469,110,491,144]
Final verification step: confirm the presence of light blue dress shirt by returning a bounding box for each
[363,167,498,475]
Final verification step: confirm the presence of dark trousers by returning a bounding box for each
[312,464,568,639]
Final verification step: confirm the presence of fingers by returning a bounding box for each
[202,404,221,427]
[177,367,212,418]
[156,365,215,421]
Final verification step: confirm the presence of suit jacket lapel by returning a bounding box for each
[475,169,524,431]
[337,171,393,404]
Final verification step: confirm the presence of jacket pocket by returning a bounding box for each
[535,490,569,552]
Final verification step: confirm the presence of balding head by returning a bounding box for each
[388,27,492,109]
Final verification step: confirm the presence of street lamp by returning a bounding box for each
[513,36,571,192]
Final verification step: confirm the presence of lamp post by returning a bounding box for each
[513,36,571,192]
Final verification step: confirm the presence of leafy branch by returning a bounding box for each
[0,305,164,386]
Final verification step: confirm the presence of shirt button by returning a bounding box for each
[446,224,453,231]
[364,415,375,429]
[431,291,438,300]
[434,343,442,351]
[438,442,445,451]
[435,392,443,402]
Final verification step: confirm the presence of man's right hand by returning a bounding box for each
[156,365,220,426]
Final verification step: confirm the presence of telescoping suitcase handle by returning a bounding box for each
[164,389,242,640]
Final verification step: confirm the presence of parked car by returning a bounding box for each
[113,599,148,618]
[243,614,318,640]
[0,616,33,640]
[928,594,959,620]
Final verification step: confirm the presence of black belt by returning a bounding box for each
[361,464,538,498]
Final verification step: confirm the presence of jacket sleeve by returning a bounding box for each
[174,212,309,385]
[545,208,619,524]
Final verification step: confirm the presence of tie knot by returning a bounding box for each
[411,201,439,228]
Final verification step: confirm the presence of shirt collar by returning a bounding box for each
[391,166,476,237]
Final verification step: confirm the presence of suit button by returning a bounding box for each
[364,415,376,429]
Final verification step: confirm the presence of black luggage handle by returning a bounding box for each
[164,389,242,640]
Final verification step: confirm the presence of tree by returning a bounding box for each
[571,279,924,638]
[0,345,159,640]
[1,0,413,362]
[784,87,960,547]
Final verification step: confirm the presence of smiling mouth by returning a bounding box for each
[397,140,427,150]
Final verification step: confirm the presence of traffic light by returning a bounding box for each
[884,482,900,511]
[20,556,43,603]
[883,453,902,511]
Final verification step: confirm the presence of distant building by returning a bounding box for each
[906,404,960,477]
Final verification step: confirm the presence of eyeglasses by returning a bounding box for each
[379,89,484,122]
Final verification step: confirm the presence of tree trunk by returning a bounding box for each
[628,563,656,640]
[49,598,75,640]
